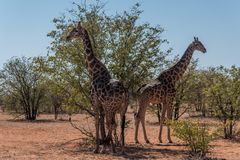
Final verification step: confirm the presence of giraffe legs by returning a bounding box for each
[99,106,106,142]
[159,95,174,144]
[113,124,118,145]
[110,123,116,153]
[134,101,150,144]
[134,114,150,144]
[159,101,167,143]
[120,113,126,154]
[134,117,150,143]
[93,109,100,153]
[101,113,116,154]
[109,130,116,154]
[91,92,101,153]
[166,98,174,143]
[134,114,140,144]
[141,116,150,143]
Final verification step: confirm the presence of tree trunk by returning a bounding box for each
[229,121,233,138]
[223,118,227,139]
[51,96,63,120]
[195,92,202,112]
[229,104,234,138]
[24,103,37,121]
[202,103,206,117]
[54,105,58,120]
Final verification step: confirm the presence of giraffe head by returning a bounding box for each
[192,37,207,53]
[66,22,86,41]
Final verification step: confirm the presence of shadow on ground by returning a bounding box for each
[5,118,78,123]
[56,139,189,159]
[6,119,71,123]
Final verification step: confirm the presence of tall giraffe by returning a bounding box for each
[134,37,206,144]
[66,22,129,154]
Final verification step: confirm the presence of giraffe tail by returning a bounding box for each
[134,94,140,119]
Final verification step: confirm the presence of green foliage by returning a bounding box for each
[173,58,199,119]
[0,57,45,120]
[172,64,240,140]
[36,1,170,114]
[170,120,213,157]
[172,65,240,139]
[203,66,240,138]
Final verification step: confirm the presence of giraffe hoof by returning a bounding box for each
[93,148,99,154]
[135,140,139,144]
[168,140,173,144]
[146,140,150,144]
[100,150,106,154]
[100,147,108,154]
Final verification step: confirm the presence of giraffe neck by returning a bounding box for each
[157,43,194,83]
[172,43,194,80]
[80,30,111,81]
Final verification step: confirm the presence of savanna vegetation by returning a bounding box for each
[0,1,239,159]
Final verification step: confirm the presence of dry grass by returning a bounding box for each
[0,110,239,160]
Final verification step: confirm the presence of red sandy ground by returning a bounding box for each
[0,110,239,160]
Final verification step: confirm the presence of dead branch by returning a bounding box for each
[9,112,25,120]
[69,117,95,140]
[74,102,95,116]
[68,116,111,145]
[175,105,190,120]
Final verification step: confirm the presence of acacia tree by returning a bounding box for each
[41,3,171,114]
[37,1,170,140]
[0,57,45,120]
[204,66,240,138]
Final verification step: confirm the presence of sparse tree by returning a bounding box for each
[0,57,45,120]
[204,66,240,138]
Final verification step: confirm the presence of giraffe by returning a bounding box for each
[134,37,206,144]
[66,22,129,154]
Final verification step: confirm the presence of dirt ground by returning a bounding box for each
[0,110,240,160]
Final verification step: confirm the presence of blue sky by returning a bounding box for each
[0,0,239,68]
